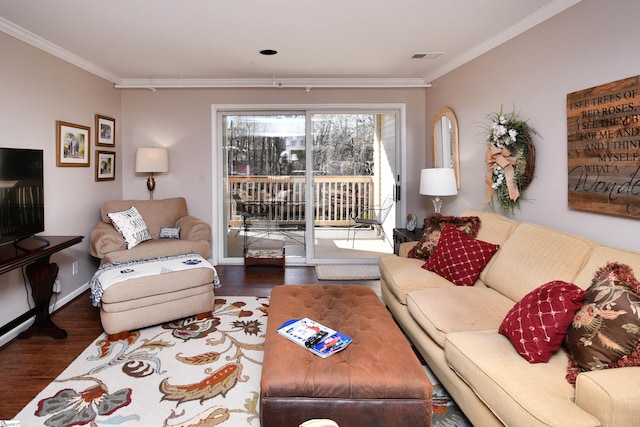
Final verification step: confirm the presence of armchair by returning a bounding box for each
[89,197,211,264]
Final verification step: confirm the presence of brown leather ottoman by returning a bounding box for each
[261,285,432,427]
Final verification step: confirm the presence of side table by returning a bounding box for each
[392,227,423,255]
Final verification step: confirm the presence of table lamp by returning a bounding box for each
[419,168,457,214]
[135,147,169,199]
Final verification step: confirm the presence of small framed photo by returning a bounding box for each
[406,213,417,231]
[95,151,116,181]
[95,114,115,147]
[56,121,90,167]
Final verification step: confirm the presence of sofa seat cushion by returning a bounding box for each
[407,287,514,347]
[379,254,456,305]
[445,332,600,427]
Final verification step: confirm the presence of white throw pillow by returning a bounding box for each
[159,225,181,239]
[107,206,152,249]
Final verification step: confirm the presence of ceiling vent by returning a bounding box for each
[412,52,444,60]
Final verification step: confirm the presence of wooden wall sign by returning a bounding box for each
[567,75,640,218]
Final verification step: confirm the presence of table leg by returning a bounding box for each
[18,257,67,339]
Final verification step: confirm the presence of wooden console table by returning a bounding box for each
[0,235,84,339]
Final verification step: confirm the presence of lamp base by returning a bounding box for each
[146,174,156,200]
[431,197,443,214]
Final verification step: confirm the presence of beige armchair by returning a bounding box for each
[89,197,211,264]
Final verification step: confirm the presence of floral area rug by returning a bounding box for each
[15,295,471,427]
[14,296,269,427]
[424,364,473,427]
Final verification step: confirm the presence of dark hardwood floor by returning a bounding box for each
[0,265,380,420]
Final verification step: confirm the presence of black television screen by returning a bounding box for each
[0,148,45,246]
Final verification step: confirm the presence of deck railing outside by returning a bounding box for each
[228,175,374,227]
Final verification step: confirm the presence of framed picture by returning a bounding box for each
[406,213,417,231]
[56,121,90,167]
[95,150,116,181]
[95,114,115,147]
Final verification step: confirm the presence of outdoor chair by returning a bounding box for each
[346,196,394,248]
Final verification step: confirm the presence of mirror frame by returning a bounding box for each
[431,107,460,189]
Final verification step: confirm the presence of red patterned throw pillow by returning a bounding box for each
[499,281,586,363]
[422,223,499,286]
[408,214,481,260]
[564,262,640,384]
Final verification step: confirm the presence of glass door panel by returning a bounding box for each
[310,113,396,261]
[222,114,307,262]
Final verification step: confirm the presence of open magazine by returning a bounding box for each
[277,317,352,358]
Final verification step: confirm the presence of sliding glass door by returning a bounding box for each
[219,107,399,265]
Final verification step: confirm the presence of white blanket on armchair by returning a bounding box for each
[90,253,216,307]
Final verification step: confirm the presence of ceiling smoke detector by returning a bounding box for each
[412,52,444,60]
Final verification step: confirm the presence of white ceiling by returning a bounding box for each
[0,0,581,88]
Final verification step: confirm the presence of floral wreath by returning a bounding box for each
[483,106,537,215]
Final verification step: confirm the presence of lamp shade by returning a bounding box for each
[419,168,458,196]
[135,147,169,173]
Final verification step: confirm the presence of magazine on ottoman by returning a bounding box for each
[277,317,352,358]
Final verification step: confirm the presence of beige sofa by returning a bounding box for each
[89,197,211,264]
[380,208,640,427]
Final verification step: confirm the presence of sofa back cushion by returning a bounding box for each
[483,222,595,302]
[101,197,189,238]
[573,245,640,290]
[460,209,519,283]
[460,209,519,246]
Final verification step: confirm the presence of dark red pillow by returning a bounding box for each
[408,214,481,260]
[564,262,640,384]
[422,223,499,286]
[499,281,585,363]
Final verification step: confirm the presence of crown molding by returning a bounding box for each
[0,17,120,83]
[114,77,431,90]
[425,0,583,83]
[2,0,580,90]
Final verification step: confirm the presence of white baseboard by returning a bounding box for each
[0,281,91,348]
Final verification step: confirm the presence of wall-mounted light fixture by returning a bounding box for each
[135,147,169,199]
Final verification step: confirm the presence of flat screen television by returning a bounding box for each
[0,147,45,247]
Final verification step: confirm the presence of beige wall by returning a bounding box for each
[426,0,640,252]
[120,88,427,261]
[2,0,640,340]
[0,31,121,341]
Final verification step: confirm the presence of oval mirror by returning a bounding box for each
[431,107,460,189]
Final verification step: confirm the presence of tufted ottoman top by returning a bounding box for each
[261,284,432,427]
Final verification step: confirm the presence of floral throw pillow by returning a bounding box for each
[564,262,640,383]
[499,281,585,363]
[408,214,481,260]
[422,223,499,286]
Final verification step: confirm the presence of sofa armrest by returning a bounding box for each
[176,215,211,242]
[574,366,640,427]
[89,222,126,258]
[399,241,416,258]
